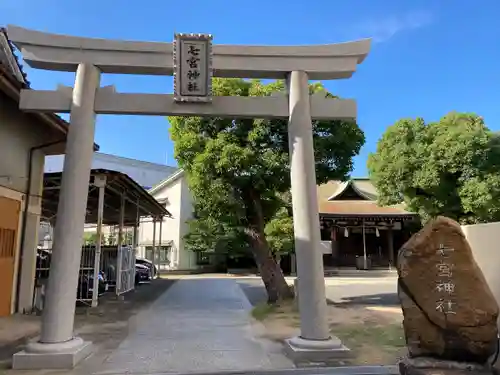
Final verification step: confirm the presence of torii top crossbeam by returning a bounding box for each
[7,25,370,80]
[6,25,371,120]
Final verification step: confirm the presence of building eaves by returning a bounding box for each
[0,27,99,151]
[319,200,415,216]
[149,169,184,195]
[326,179,376,201]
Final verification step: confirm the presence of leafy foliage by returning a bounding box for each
[170,78,364,301]
[367,112,500,224]
[83,232,98,245]
[184,205,248,256]
[264,208,294,255]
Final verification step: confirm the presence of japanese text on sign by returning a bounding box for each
[435,242,456,315]
[173,33,213,103]
[399,248,412,278]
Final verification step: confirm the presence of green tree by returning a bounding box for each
[367,112,500,224]
[123,231,134,245]
[264,208,294,256]
[184,205,248,257]
[106,232,117,245]
[83,232,98,245]
[170,78,364,302]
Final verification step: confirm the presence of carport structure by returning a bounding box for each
[39,169,170,308]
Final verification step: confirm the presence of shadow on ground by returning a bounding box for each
[0,278,175,369]
[238,278,399,309]
[237,279,268,306]
[327,293,399,308]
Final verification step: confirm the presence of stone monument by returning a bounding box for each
[397,216,499,375]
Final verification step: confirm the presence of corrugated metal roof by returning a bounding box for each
[43,169,171,224]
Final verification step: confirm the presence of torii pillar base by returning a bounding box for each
[284,336,351,365]
[12,338,92,370]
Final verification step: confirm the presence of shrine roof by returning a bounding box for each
[317,179,417,218]
[318,200,414,216]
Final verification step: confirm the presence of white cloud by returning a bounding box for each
[350,10,434,43]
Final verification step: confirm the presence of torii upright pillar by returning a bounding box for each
[13,63,99,369]
[284,71,349,360]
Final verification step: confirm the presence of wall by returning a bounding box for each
[45,152,177,190]
[177,176,195,269]
[0,92,58,313]
[139,176,183,267]
[0,93,48,194]
[138,173,197,270]
[461,222,500,321]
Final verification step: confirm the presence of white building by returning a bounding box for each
[44,152,198,271]
[138,169,197,270]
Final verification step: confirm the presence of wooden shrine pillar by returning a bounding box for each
[387,226,394,268]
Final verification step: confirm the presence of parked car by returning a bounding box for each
[135,258,157,277]
[135,263,151,284]
[104,259,154,287]
[77,270,109,299]
[37,248,109,299]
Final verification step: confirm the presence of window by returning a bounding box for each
[145,245,171,264]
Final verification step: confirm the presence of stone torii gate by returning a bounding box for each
[7,25,370,369]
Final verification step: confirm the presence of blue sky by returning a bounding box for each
[1,0,498,177]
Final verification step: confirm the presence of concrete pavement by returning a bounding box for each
[238,276,398,307]
[324,277,398,307]
[93,278,293,374]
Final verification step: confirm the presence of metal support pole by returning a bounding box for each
[158,216,163,274]
[118,194,125,245]
[131,205,139,289]
[115,193,125,295]
[152,217,157,279]
[133,199,139,256]
[92,175,106,307]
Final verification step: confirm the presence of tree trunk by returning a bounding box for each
[243,189,293,303]
[246,227,293,303]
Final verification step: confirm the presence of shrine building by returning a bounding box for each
[317,178,421,270]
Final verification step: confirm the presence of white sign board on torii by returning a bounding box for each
[173,33,213,103]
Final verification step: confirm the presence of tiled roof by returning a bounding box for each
[317,178,415,216]
[317,178,378,201]
[319,200,413,216]
[0,28,28,86]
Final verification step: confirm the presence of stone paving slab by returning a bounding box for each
[93,365,399,375]
[93,278,293,374]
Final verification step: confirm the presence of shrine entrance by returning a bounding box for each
[7,25,371,369]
